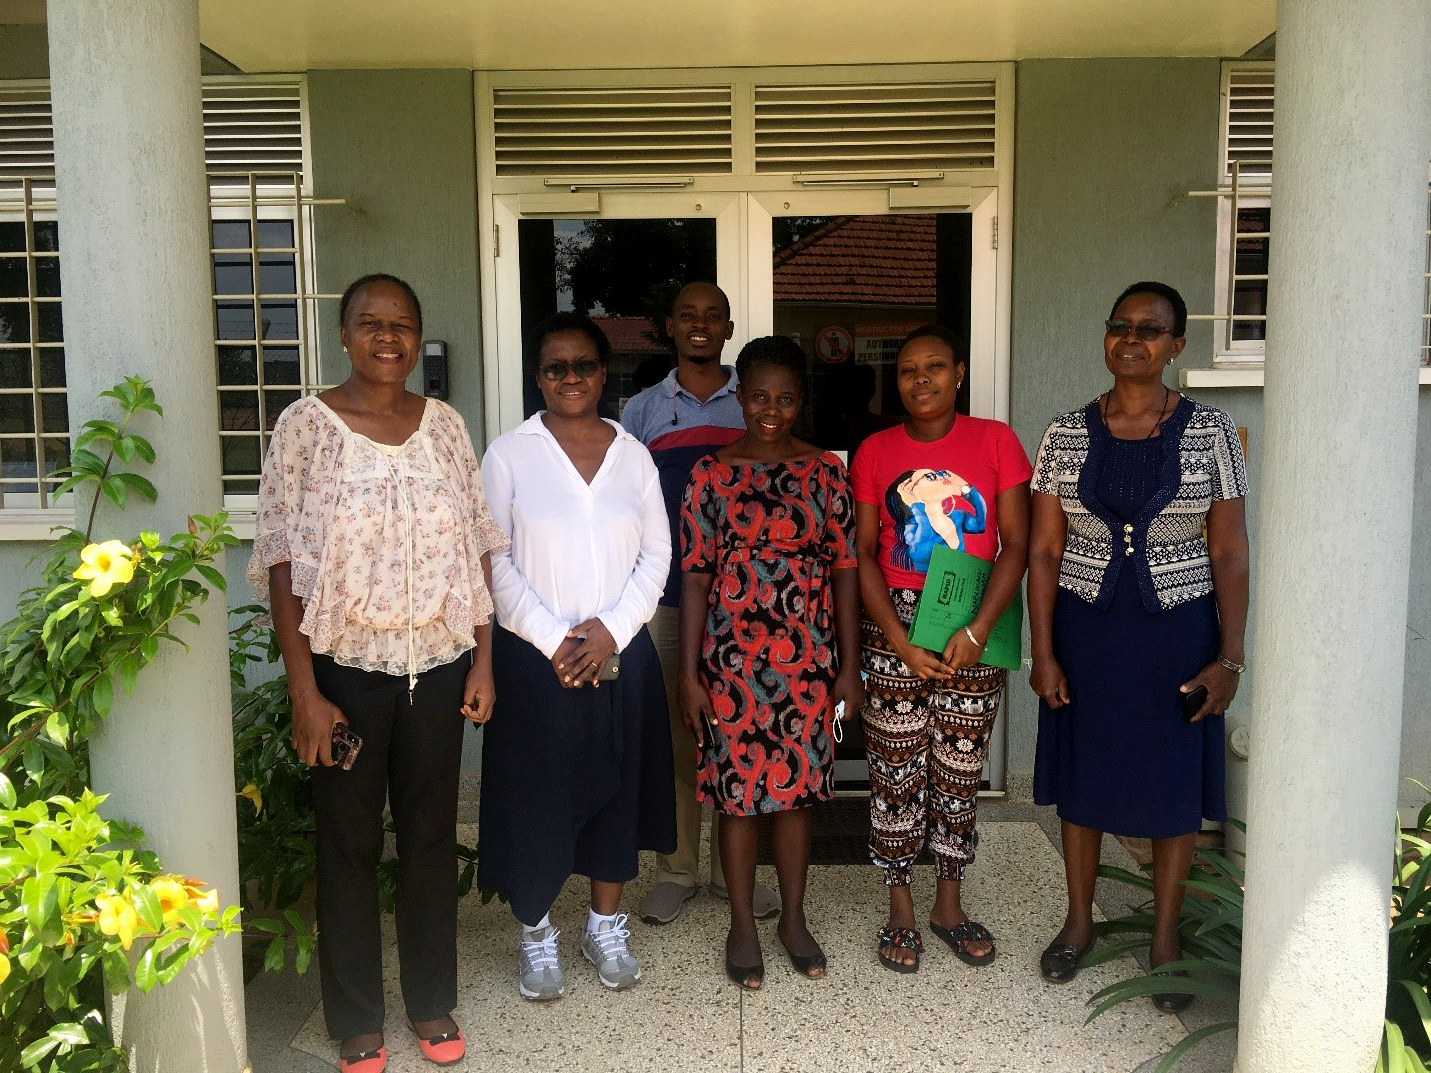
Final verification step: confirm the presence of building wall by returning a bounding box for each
[1007,57,1431,811]
[307,69,486,441]
[1,56,1425,802]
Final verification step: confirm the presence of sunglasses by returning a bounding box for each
[1105,318,1176,343]
[538,358,602,381]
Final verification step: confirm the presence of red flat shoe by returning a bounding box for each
[339,1045,386,1073]
[407,1017,466,1066]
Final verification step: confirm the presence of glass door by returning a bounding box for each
[482,187,1008,792]
[748,188,1007,792]
[485,192,741,436]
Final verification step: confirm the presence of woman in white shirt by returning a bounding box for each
[479,312,675,1001]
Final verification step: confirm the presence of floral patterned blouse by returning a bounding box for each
[247,396,508,685]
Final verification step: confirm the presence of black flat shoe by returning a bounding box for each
[1152,969,1194,1013]
[783,945,827,978]
[725,957,764,991]
[1039,937,1094,983]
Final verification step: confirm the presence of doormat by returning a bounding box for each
[754,796,936,866]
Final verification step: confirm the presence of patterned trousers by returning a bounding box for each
[862,588,1006,886]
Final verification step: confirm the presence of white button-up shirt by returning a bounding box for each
[482,413,671,659]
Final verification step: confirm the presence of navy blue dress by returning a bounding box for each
[1033,434,1226,839]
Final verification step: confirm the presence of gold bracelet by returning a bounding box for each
[1217,655,1246,674]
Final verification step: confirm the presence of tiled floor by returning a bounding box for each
[244,807,1238,1073]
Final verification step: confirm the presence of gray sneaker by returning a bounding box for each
[638,881,698,925]
[516,925,564,1001]
[581,913,641,990]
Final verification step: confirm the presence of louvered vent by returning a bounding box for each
[492,86,732,176]
[753,81,996,173]
[203,81,304,182]
[0,81,304,188]
[1223,66,1274,180]
[0,89,54,181]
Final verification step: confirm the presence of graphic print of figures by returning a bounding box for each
[885,468,988,571]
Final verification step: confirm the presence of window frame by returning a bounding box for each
[0,76,319,535]
[1211,60,1430,371]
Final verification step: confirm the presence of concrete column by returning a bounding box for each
[1237,0,1431,1070]
[48,3,248,1072]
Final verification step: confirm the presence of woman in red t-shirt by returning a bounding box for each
[850,325,1032,973]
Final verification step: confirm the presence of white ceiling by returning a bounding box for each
[195,0,1276,73]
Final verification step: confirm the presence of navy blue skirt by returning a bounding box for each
[478,624,676,923]
[1033,565,1226,840]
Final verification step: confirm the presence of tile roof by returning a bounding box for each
[590,315,668,354]
[773,215,936,305]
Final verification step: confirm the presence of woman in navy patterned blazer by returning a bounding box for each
[1027,281,1250,1012]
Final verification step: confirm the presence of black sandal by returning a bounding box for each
[1039,937,1094,983]
[876,925,922,973]
[929,919,996,966]
[1152,968,1194,1013]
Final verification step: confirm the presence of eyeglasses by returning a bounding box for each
[538,358,602,381]
[1105,318,1176,342]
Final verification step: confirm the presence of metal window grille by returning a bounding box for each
[1206,62,1431,365]
[212,171,341,501]
[0,170,341,511]
[0,177,65,508]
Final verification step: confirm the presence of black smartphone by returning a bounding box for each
[1180,685,1209,722]
[330,723,363,770]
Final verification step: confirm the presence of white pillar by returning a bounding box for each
[1238,0,1431,1070]
[48,3,248,1072]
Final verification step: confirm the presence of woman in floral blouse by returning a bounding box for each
[248,274,507,1073]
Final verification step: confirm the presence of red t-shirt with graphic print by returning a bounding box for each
[850,414,1033,591]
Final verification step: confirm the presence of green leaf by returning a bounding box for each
[0,770,14,808]
[1151,1022,1238,1073]
[19,1034,62,1065]
[102,947,130,992]
[91,674,113,719]
[73,420,121,452]
[134,945,159,992]
[131,883,164,933]
[101,474,130,508]
[195,564,227,593]
[47,1023,91,1046]
[111,435,136,462]
[114,472,158,503]
[263,936,286,973]
[294,933,314,975]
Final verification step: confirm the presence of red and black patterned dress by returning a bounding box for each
[680,453,857,816]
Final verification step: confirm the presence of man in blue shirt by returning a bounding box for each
[623,280,779,925]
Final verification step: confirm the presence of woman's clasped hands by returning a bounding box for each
[553,617,618,688]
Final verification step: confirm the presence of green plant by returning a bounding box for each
[230,608,316,917]
[0,378,308,1072]
[1083,806,1431,1073]
[1384,781,1431,1072]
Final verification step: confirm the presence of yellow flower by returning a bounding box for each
[95,893,140,950]
[237,782,263,818]
[191,888,219,914]
[150,877,189,924]
[73,540,137,598]
[0,951,8,986]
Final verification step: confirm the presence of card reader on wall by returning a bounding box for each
[423,340,449,400]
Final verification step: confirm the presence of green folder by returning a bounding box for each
[906,545,1023,671]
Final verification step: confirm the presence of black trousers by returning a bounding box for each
[310,652,469,1039]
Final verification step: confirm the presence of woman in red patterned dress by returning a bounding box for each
[678,335,864,991]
